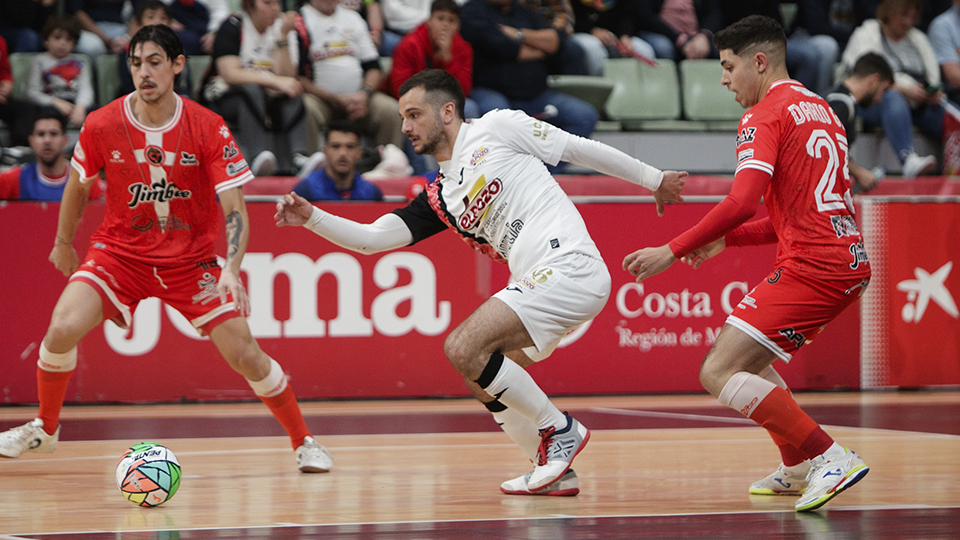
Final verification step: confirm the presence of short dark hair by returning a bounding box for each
[326,119,362,141]
[135,0,172,23]
[129,24,185,65]
[31,110,67,133]
[431,0,460,17]
[398,69,465,120]
[41,14,81,43]
[850,53,894,84]
[714,15,786,64]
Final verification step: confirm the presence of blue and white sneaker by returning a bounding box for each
[527,413,590,491]
[0,418,59,458]
[749,462,809,495]
[795,448,869,512]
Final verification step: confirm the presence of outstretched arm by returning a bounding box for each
[275,192,413,254]
[561,134,687,216]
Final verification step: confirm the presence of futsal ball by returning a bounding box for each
[116,442,182,507]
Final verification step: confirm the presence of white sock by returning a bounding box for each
[821,442,846,460]
[246,358,287,397]
[38,343,77,372]
[758,365,788,390]
[783,462,810,474]
[481,356,565,431]
[491,406,541,461]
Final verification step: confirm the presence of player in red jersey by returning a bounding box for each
[621,16,870,512]
[0,25,333,473]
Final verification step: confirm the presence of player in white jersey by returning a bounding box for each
[275,69,687,495]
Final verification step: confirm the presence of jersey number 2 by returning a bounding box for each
[806,129,849,212]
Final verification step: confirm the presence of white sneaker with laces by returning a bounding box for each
[501,468,579,496]
[795,448,869,512]
[296,436,333,473]
[749,462,810,495]
[252,150,277,177]
[527,413,590,491]
[294,152,326,179]
[0,418,60,458]
[902,152,936,178]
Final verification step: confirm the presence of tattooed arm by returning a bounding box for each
[49,167,93,277]
[217,187,251,316]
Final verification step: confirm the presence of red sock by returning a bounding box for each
[768,431,809,466]
[37,368,73,435]
[258,384,311,449]
[749,386,833,453]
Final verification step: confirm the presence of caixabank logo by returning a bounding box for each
[896,261,958,323]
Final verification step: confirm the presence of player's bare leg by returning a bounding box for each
[700,324,869,511]
[445,298,589,492]
[0,281,103,458]
[208,317,332,472]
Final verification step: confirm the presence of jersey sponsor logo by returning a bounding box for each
[830,215,860,238]
[550,238,560,249]
[496,219,523,255]
[848,240,869,270]
[739,396,759,417]
[195,258,219,270]
[226,159,249,176]
[192,272,219,305]
[470,146,489,166]
[897,262,958,322]
[737,148,754,163]
[310,41,355,62]
[180,152,198,166]
[736,127,756,148]
[144,145,165,166]
[131,214,155,232]
[741,113,753,125]
[778,327,807,349]
[110,149,125,163]
[737,293,758,310]
[766,268,782,284]
[127,178,192,208]
[458,177,502,229]
[223,142,239,160]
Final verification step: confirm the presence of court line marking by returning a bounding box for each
[591,407,960,439]
[9,504,959,536]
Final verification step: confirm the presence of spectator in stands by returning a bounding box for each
[843,0,943,176]
[118,1,194,99]
[520,0,589,74]
[927,0,960,102]
[68,0,130,55]
[387,0,480,118]
[0,111,103,201]
[380,0,432,56]
[0,35,37,150]
[719,0,839,94]
[461,0,599,170]
[339,0,389,53]
[202,0,324,178]
[165,0,212,56]
[569,0,658,76]
[634,0,723,61]
[0,0,55,53]
[293,120,385,200]
[27,15,94,129]
[297,0,406,159]
[825,52,894,190]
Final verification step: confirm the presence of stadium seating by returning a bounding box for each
[602,58,682,131]
[679,59,743,130]
[187,55,211,98]
[9,52,36,101]
[96,54,121,107]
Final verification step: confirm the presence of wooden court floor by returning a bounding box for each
[1,392,959,539]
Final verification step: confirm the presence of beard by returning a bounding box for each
[39,154,61,169]
[416,122,447,156]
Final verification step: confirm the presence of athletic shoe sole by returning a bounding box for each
[795,464,869,512]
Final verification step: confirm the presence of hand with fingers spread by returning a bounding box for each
[275,191,315,227]
[653,170,687,216]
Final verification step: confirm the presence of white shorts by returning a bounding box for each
[494,253,611,361]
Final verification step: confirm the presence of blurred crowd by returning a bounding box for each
[2,0,959,202]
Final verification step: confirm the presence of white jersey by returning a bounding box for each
[392,109,603,279]
[298,3,378,94]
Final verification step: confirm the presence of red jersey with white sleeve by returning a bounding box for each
[70,94,253,265]
[668,79,869,280]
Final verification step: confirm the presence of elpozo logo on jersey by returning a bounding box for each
[458,176,502,230]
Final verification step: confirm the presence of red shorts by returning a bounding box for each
[69,248,240,336]
[726,267,869,362]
